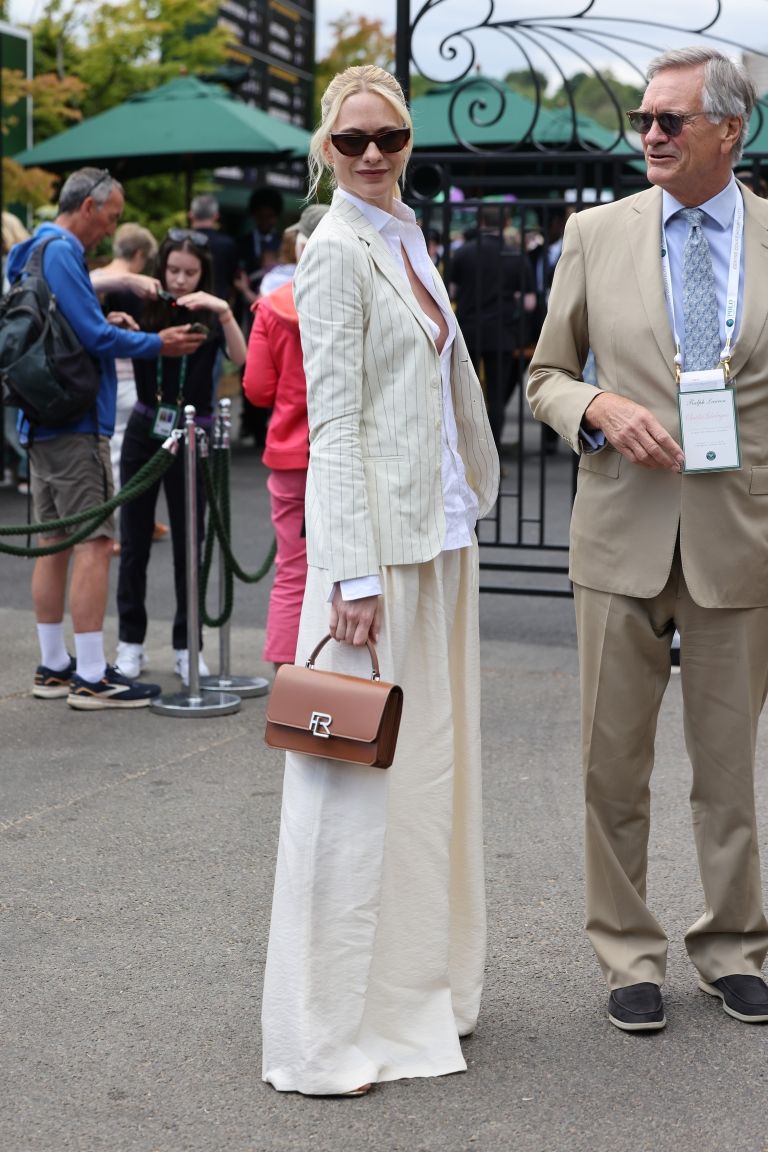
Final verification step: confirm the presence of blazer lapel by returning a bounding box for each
[727,187,768,376]
[627,188,677,372]
[331,193,438,345]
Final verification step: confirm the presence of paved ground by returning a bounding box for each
[2,433,768,1152]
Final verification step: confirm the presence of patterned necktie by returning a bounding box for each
[680,207,721,371]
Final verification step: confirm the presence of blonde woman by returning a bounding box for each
[261,65,499,1097]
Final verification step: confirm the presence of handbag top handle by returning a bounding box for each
[305,633,381,681]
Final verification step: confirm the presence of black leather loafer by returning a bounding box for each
[608,982,666,1031]
[699,974,768,1023]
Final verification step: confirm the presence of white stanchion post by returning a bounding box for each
[151,405,241,718]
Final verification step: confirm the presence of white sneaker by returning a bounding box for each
[115,641,147,679]
[173,649,211,686]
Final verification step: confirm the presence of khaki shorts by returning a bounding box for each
[29,434,116,541]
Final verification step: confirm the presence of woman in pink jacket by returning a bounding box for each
[243,205,328,668]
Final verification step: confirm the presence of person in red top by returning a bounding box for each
[243,204,328,669]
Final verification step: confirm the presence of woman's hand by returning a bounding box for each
[329,588,381,647]
[176,290,228,316]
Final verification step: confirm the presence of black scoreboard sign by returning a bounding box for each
[219,0,314,130]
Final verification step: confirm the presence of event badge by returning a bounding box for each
[151,404,179,441]
[678,384,740,473]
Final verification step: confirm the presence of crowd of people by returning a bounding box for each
[3,42,768,1103]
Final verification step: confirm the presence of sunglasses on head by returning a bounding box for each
[626,110,704,137]
[167,227,209,247]
[83,169,111,199]
[329,128,411,157]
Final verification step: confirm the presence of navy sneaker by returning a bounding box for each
[67,664,162,710]
[33,655,76,699]
[699,975,768,1023]
[608,982,666,1031]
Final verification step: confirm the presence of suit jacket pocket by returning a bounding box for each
[749,465,768,495]
[578,446,621,478]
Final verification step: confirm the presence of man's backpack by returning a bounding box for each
[0,236,101,427]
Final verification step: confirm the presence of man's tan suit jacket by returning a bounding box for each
[294,192,499,584]
[528,181,768,608]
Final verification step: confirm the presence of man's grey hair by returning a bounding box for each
[646,47,757,164]
[189,193,219,222]
[59,167,122,213]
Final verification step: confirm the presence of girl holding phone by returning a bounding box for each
[113,229,246,684]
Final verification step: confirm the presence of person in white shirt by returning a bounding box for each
[261,64,499,1097]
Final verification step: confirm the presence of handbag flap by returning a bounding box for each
[266,664,399,742]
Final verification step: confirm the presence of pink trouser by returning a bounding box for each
[264,468,308,663]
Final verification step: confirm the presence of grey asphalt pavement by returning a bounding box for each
[2,438,768,1152]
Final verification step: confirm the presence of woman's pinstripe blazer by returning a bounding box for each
[293,192,500,584]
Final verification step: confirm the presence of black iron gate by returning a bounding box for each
[395,2,768,595]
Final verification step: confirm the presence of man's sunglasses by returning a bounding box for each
[83,169,111,200]
[626,110,704,137]
[329,128,411,157]
[167,227,210,247]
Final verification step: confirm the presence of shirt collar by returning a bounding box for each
[336,187,417,233]
[662,174,738,230]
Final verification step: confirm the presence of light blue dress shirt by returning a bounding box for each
[662,174,744,357]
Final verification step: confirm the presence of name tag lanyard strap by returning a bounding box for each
[156,354,188,409]
[661,193,743,384]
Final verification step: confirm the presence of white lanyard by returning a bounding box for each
[661,191,744,381]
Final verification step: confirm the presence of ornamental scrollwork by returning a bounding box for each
[406,1,768,154]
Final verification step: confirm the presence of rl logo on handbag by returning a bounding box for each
[264,634,403,769]
[309,710,333,738]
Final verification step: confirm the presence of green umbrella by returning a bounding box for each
[411,82,550,150]
[411,80,635,155]
[13,76,312,190]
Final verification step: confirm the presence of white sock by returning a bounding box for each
[74,631,107,683]
[37,622,69,671]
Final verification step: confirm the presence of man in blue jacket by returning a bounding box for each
[7,167,204,709]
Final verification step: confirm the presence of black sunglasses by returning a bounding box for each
[83,169,111,199]
[626,110,704,137]
[167,227,209,247]
[329,128,411,157]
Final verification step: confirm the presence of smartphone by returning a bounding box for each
[188,322,209,336]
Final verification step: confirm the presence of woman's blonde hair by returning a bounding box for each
[307,65,413,201]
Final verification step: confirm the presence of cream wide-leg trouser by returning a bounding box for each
[262,543,485,1094]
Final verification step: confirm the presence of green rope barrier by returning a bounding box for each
[199,449,276,630]
[0,441,178,558]
[200,445,234,629]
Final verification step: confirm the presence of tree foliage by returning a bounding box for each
[3,0,232,219]
[313,15,396,122]
[503,65,644,131]
[2,68,85,207]
[555,70,643,130]
[29,0,230,120]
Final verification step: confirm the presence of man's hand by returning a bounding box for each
[123,273,162,299]
[106,311,139,331]
[90,270,161,298]
[584,392,684,471]
[157,325,207,357]
[329,588,382,647]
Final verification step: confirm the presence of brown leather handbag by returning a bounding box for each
[264,634,403,768]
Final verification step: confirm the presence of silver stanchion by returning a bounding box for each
[200,397,270,699]
[151,405,241,718]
